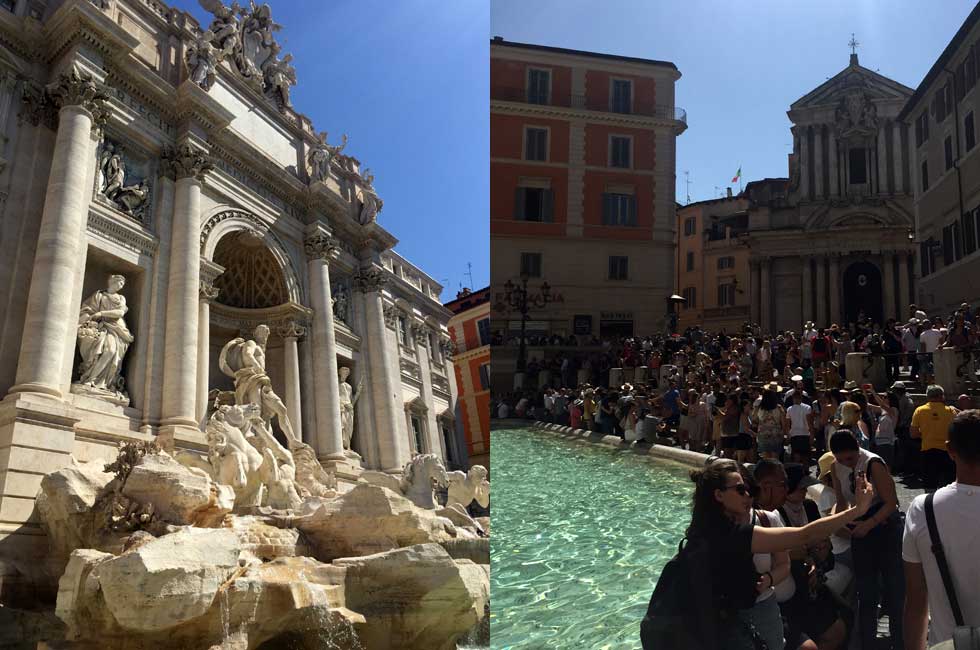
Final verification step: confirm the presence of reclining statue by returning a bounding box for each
[446,465,490,511]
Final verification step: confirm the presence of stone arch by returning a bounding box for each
[200,208,303,305]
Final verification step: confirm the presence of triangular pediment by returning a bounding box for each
[790,60,914,110]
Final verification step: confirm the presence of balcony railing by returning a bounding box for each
[491,86,686,124]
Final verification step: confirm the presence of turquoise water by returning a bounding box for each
[490,428,694,650]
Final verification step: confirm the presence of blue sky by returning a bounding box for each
[491,0,976,203]
[169,0,489,301]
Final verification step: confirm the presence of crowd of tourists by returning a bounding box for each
[493,302,980,649]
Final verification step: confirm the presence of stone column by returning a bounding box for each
[760,258,771,334]
[816,256,828,326]
[749,260,761,326]
[278,321,305,444]
[877,126,888,196]
[160,142,213,430]
[196,281,219,424]
[829,255,841,326]
[898,251,911,318]
[802,256,813,326]
[298,337,316,446]
[800,129,810,200]
[304,230,344,461]
[356,266,409,472]
[893,124,904,194]
[828,130,839,197]
[8,66,109,399]
[883,253,896,322]
[813,128,824,198]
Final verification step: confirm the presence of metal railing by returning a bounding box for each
[491,86,687,124]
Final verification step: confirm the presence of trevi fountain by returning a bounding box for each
[0,0,488,648]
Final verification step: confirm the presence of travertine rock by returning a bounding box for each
[226,515,308,561]
[334,543,487,650]
[55,549,114,640]
[36,458,114,570]
[294,484,459,561]
[122,452,232,526]
[95,527,242,632]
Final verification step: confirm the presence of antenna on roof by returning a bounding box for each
[684,170,691,204]
[465,262,474,291]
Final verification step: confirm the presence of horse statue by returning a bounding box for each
[446,465,490,511]
[399,454,449,509]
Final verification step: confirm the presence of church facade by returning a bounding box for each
[0,0,458,569]
[746,52,917,334]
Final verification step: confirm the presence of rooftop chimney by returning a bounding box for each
[726,187,732,198]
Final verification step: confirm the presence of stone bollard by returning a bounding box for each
[538,370,552,389]
[577,368,589,386]
[845,353,886,389]
[634,367,647,384]
[609,367,623,388]
[934,347,967,396]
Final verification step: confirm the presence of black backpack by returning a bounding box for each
[640,535,718,650]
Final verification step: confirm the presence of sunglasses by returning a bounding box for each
[721,483,751,496]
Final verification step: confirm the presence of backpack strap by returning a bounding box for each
[924,492,965,627]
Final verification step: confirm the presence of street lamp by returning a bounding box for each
[502,274,554,389]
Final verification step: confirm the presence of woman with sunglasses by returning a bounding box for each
[684,459,874,650]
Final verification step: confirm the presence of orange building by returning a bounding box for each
[445,288,491,469]
[676,193,752,333]
[490,38,686,374]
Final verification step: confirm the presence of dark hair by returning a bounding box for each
[830,430,860,453]
[948,409,980,464]
[886,392,900,409]
[686,459,744,539]
[760,390,779,410]
[753,458,785,483]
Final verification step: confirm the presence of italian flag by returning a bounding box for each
[731,167,741,183]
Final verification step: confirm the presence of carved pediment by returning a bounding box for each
[789,63,913,112]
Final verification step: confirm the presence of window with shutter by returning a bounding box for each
[601,193,636,226]
[610,136,631,168]
[520,252,542,277]
[686,252,694,272]
[936,87,947,123]
[525,127,548,161]
[608,256,628,280]
[921,160,929,192]
[945,136,954,171]
[966,112,976,152]
[955,61,966,102]
[516,187,553,222]
[955,220,964,260]
[527,68,550,104]
[963,212,977,256]
[611,79,632,114]
[920,241,931,277]
[943,224,954,265]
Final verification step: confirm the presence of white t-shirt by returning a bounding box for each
[903,483,980,646]
[920,328,943,353]
[814,483,851,556]
[787,403,812,437]
[752,510,796,603]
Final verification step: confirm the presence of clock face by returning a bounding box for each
[857,274,868,287]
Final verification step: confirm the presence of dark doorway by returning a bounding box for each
[842,261,883,326]
[599,320,634,338]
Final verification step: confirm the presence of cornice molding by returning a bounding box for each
[491,99,685,132]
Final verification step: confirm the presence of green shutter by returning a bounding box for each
[514,188,526,220]
[543,190,554,222]
[628,196,636,225]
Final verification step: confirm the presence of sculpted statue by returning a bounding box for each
[262,52,295,108]
[337,367,363,452]
[185,33,221,90]
[332,283,350,324]
[307,132,347,183]
[358,189,382,225]
[198,403,301,510]
[200,0,242,58]
[399,454,449,509]
[73,274,134,406]
[98,141,150,220]
[447,466,490,511]
[219,324,299,444]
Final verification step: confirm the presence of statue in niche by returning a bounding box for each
[218,324,299,444]
[332,283,350,324]
[72,274,134,406]
[338,366,363,453]
[98,141,150,220]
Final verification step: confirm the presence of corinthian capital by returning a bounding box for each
[199,281,220,302]
[46,64,111,125]
[278,320,307,340]
[161,142,214,181]
[303,233,341,260]
[353,266,388,294]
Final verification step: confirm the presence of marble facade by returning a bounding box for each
[0,0,457,588]
[746,52,917,333]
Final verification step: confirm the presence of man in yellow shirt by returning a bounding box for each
[911,385,957,489]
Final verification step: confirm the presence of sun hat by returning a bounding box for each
[818,452,835,482]
[890,381,905,391]
[791,374,804,382]
[764,381,783,392]
[843,380,858,390]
